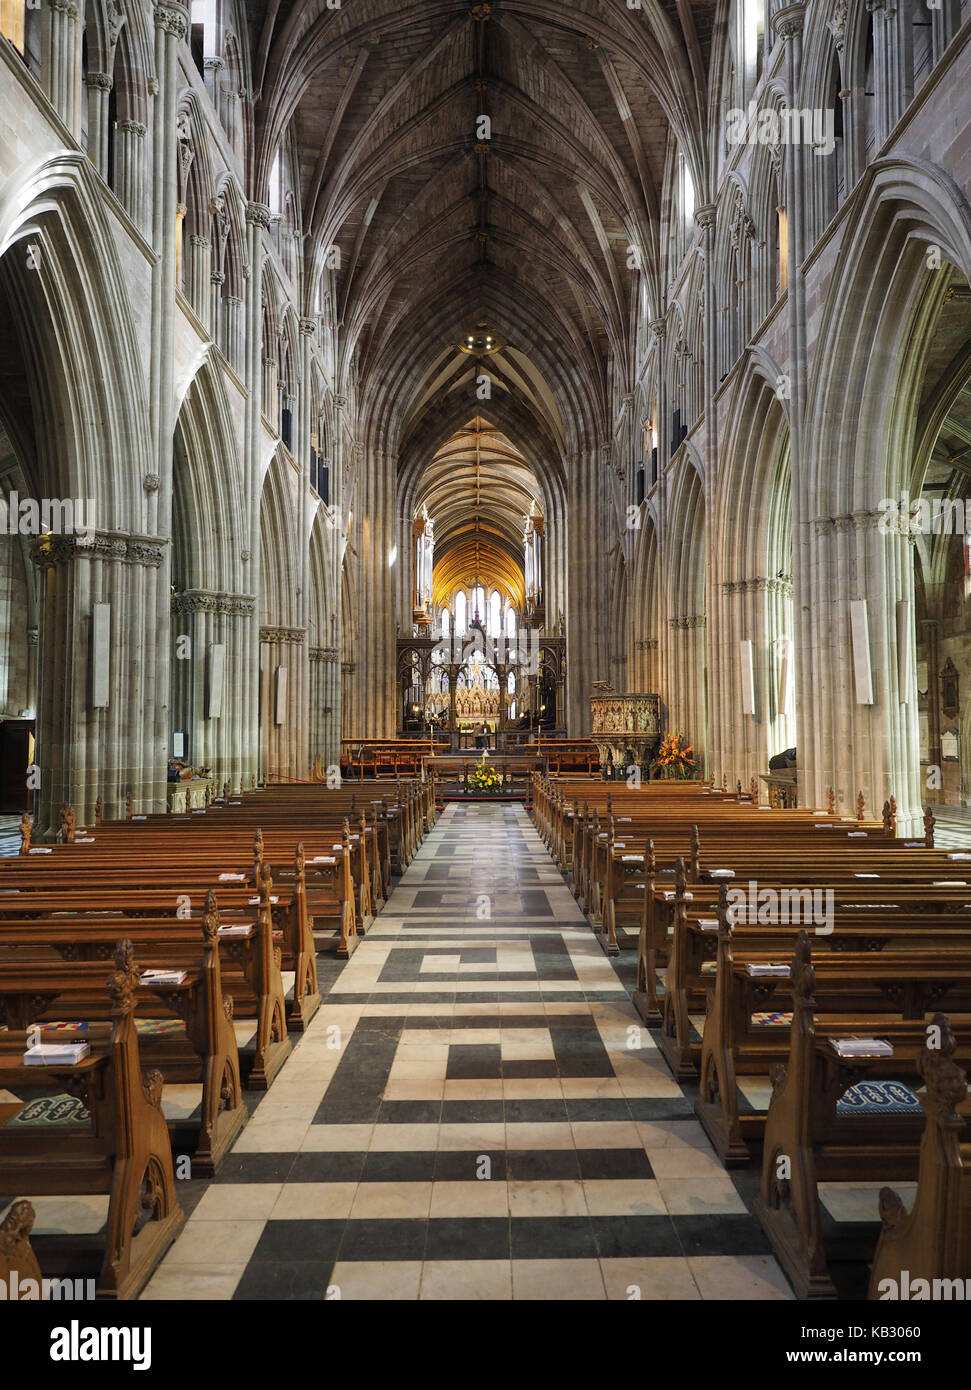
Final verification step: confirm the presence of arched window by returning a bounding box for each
[454,591,467,636]
[507,670,516,694]
[488,590,501,638]
[505,607,517,640]
[440,607,450,638]
[471,585,485,625]
[268,149,282,216]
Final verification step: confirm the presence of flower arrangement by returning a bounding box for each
[651,731,696,780]
[468,756,503,793]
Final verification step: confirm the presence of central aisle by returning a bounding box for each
[141,801,792,1301]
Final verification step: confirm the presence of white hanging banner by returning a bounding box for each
[740,639,755,715]
[275,666,288,726]
[896,600,912,704]
[209,643,225,719]
[92,603,110,708]
[850,600,873,705]
[777,637,792,715]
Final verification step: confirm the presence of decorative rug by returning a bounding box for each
[39,1019,183,1038]
[134,1018,184,1037]
[8,1094,89,1127]
[836,1080,922,1116]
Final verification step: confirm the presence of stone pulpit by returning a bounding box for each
[590,693,662,775]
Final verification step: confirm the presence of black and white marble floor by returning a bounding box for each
[139,801,796,1301]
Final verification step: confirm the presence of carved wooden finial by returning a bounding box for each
[750,777,759,805]
[888,795,897,835]
[791,929,815,1004]
[106,938,139,1017]
[259,859,273,901]
[690,823,701,879]
[60,805,76,843]
[721,772,728,793]
[19,813,31,855]
[827,786,835,816]
[95,796,103,826]
[769,785,777,809]
[924,805,936,849]
[125,792,133,820]
[201,888,219,944]
[645,838,656,874]
[716,880,734,936]
[0,1200,42,1284]
[918,1013,966,1118]
[223,781,231,802]
[857,790,864,822]
[674,855,687,896]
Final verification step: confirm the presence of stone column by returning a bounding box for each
[922,617,942,801]
[565,446,606,733]
[244,202,271,785]
[170,589,255,791]
[260,625,306,782]
[31,532,168,831]
[309,647,340,768]
[85,71,113,179]
[114,120,148,233]
[695,204,717,779]
[347,445,396,737]
[186,233,211,326]
[44,0,82,136]
[802,511,920,827]
[866,0,892,147]
[224,296,245,374]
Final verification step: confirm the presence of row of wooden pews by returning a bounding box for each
[531,773,971,1300]
[0,773,434,1297]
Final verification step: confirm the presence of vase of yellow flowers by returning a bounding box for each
[651,732,696,780]
[467,750,503,794]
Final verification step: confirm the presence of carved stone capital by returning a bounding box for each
[260,625,306,645]
[246,201,272,229]
[694,203,717,231]
[117,120,147,138]
[309,646,340,663]
[668,614,707,630]
[172,589,257,617]
[86,71,113,91]
[154,1,188,39]
[299,317,317,337]
[31,531,167,568]
[773,3,806,39]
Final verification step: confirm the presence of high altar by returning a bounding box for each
[590,693,662,774]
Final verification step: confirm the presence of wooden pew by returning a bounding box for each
[866,1017,971,1295]
[0,890,248,1171]
[752,934,971,1299]
[693,885,971,1163]
[868,1015,971,1299]
[0,940,185,1300]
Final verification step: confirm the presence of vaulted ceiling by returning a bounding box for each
[414,416,539,604]
[252,0,717,471]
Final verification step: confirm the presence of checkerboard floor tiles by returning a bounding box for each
[138,801,796,1301]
